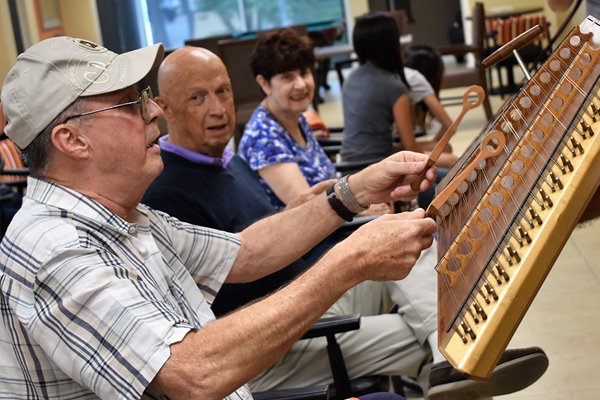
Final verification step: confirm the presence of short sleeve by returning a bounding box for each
[28,242,192,399]
[239,107,298,172]
[404,67,434,104]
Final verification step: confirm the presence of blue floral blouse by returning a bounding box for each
[238,106,336,209]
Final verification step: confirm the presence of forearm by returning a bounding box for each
[423,95,453,139]
[258,163,311,205]
[151,247,357,399]
[230,191,344,282]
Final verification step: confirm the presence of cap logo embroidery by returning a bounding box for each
[83,61,110,84]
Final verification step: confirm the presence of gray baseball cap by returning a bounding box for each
[1,37,164,149]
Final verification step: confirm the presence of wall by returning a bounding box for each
[348,0,369,20]
[0,0,101,84]
[60,0,102,43]
[1,2,18,82]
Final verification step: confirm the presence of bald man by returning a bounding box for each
[142,47,549,400]
[145,47,326,316]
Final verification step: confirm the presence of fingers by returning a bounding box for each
[387,208,426,220]
[387,150,430,163]
[310,179,335,195]
[373,209,437,237]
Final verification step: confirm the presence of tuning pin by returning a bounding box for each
[570,137,584,155]
[510,227,524,247]
[461,321,476,340]
[518,226,532,244]
[560,154,573,172]
[565,140,577,157]
[591,103,599,122]
[507,245,521,263]
[553,158,567,175]
[529,207,543,225]
[473,300,487,320]
[484,282,499,301]
[496,263,510,282]
[490,268,502,284]
[469,307,479,324]
[479,289,491,304]
[549,172,564,190]
[539,188,553,208]
[579,121,589,139]
[583,120,594,136]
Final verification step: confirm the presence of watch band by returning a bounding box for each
[326,184,355,222]
[338,175,369,213]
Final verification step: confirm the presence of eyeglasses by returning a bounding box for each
[64,86,154,124]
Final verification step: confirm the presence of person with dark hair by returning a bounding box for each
[340,12,457,170]
[237,28,338,210]
[403,44,453,139]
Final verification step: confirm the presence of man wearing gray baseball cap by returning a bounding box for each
[0,36,443,399]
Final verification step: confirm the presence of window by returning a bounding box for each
[142,0,347,49]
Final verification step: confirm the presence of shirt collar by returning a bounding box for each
[159,135,234,168]
[25,176,147,235]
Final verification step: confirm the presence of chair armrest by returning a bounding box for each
[1,168,29,176]
[327,126,344,134]
[317,137,343,147]
[301,314,361,340]
[252,384,329,400]
[321,144,342,157]
[252,316,359,400]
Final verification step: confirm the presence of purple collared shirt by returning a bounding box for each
[159,135,234,167]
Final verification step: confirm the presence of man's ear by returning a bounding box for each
[154,96,171,119]
[51,123,89,159]
[154,96,166,111]
[256,75,270,96]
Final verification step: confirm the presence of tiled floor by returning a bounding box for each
[317,70,600,399]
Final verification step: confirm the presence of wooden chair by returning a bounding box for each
[0,137,28,194]
[435,2,494,121]
[217,36,264,149]
[185,34,232,54]
[484,13,551,97]
[0,137,28,237]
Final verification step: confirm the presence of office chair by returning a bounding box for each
[253,314,400,400]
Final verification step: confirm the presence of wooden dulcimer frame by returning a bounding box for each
[431,16,600,379]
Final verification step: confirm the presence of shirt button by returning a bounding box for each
[128,225,138,235]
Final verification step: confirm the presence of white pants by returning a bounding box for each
[250,242,438,391]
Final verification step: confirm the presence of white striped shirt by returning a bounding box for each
[0,177,252,399]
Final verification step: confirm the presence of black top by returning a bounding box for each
[143,151,318,316]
